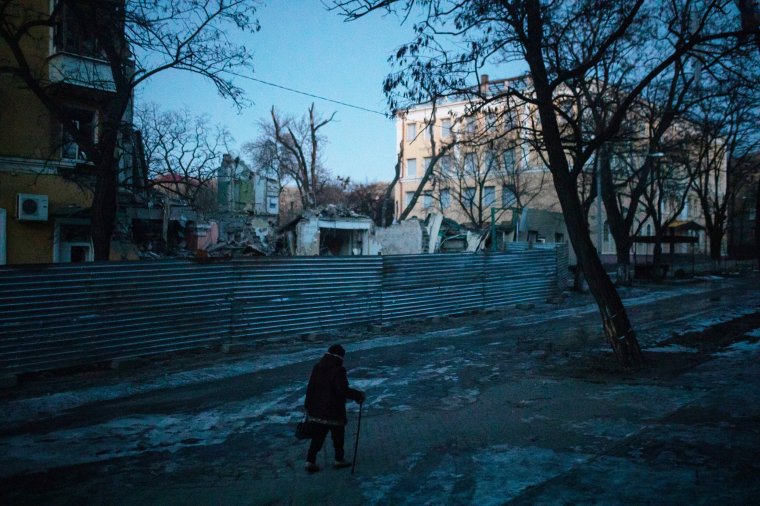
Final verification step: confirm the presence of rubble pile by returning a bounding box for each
[316,204,366,219]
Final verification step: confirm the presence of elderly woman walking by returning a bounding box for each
[303,344,365,473]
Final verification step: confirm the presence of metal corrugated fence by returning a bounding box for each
[0,244,565,376]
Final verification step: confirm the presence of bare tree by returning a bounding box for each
[333,0,758,367]
[433,137,545,228]
[246,104,336,209]
[640,149,693,277]
[685,81,760,261]
[137,104,232,213]
[0,0,259,259]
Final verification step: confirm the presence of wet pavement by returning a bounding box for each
[1,274,759,505]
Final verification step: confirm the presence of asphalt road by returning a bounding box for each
[1,274,759,505]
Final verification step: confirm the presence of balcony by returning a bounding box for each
[48,52,115,93]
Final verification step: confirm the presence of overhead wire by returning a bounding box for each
[223,70,390,117]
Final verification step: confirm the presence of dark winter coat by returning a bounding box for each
[304,353,362,425]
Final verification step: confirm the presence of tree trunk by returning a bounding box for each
[555,172,644,367]
[651,233,663,280]
[522,13,644,367]
[91,152,119,261]
[709,231,723,261]
[614,239,633,285]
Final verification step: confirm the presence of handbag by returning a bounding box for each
[295,416,317,440]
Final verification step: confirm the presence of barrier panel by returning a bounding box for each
[0,245,564,376]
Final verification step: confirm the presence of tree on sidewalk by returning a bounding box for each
[0,0,260,260]
[333,0,759,367]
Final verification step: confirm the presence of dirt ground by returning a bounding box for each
[1,274,759,505]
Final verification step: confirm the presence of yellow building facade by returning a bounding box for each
[0,0,119,264]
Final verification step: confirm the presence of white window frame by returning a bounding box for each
[406,158,417,178]
[406,122,417,141]
[441,119,452,138]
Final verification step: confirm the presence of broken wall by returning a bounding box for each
[296,219,320,256]
[371,221,424,255]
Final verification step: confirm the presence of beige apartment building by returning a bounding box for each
[394,75,716,265]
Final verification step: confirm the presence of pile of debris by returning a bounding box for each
[436,218,486,253]
[316,204,366,220]
[205,216,277,257]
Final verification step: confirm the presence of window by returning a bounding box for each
[406,122,417,141]
[555,233,565,243]
[603,221,610,242]
[441,189,451,209]
[502,185,517,208]
[441,119,452,138]
[406,158,417,177]
[486,112,497,129]
[268,196,279,214]
[423,191,433,209]
[504,110,515,130]
[646,224,652,235]
[503,148,516,171]
[464,187,476,207]
[440,156,451,176]
[55,1,101,57]
[62,108,96,161]
[423,156,433,173]
[466,117,476,134]
[423,122,432,140]
[464,153,476,173]
[484,186,496,207]
[405,191,415,207]
[486,150,498,173]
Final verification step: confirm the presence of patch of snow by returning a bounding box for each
[469,445,590,505]
[645,344,699,353]
[360,474,403,506]
[0,383,305,477]
[566,418,644,440]
[714,340,760,357]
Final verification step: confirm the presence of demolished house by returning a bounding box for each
[279,205,374,256]
[112,154,281,259]
[279,208,495,257]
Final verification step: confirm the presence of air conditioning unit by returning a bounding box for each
[16,193,49,221]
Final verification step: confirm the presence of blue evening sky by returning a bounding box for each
[138,1,525,184]
[138,1,412,184]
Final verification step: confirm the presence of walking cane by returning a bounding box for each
[351,401,363,475]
